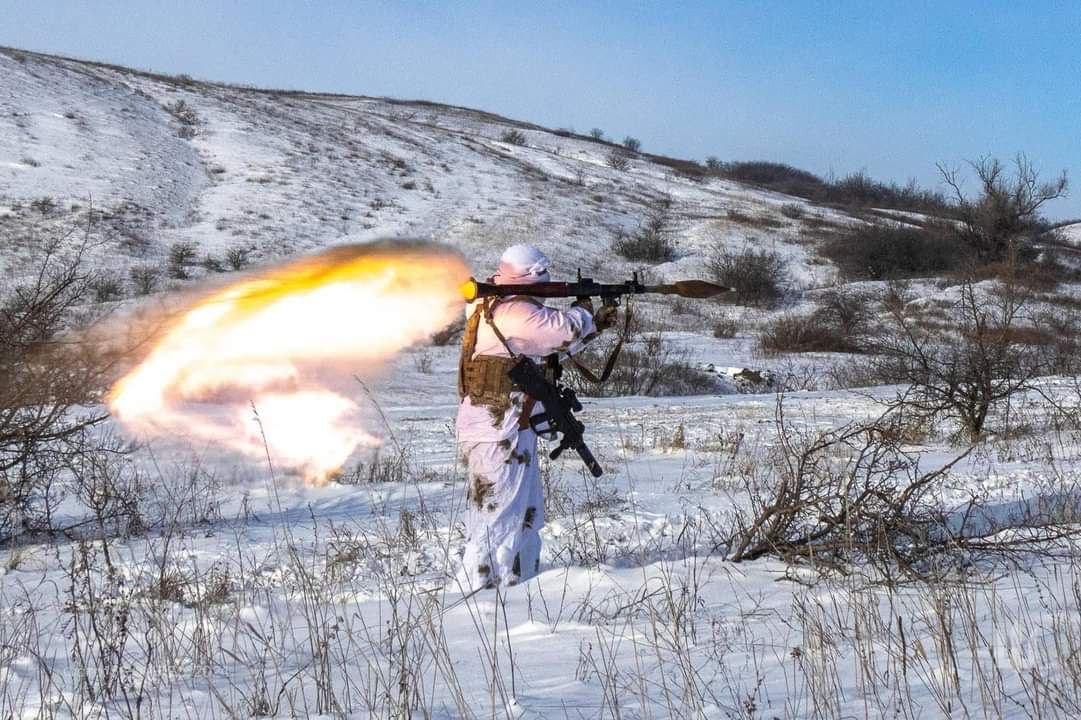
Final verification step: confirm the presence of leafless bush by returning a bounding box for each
[412,347,433,374]
[723,398,1081,579]
[500,128,526,145]
[759,287,875,355]
[606,149,631,171]
[1032,307,1081,375]
[622,136,642,152]
[706,243,788,308]
[820,222,971,280]
[589,128,605,140]
[167,240,198,279]
[726,208,785,229]
[117,226,153,256]
[90,271,124,303]
[869,276,1045,439]
[201,254,224,273]
[939,154,1068,262]
[337,448,412,485]
[780,203,804,219]
[759,314,850,355]
[877,274,1046,441]
[612,210,676,263]
[129,264,161,295]
[0,236,114,541]
[30,196,56,215]
[67,433,148,538]
[225,245,251,270]
[164,99,198,126]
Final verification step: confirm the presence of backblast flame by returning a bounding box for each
[108,241,470,483]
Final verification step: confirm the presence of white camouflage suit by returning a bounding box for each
[455,245,598,590]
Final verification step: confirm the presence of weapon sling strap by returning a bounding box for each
[481,297,519,357]
[568,300,634,384]
[459,297,539,430]
[458,298,515,402]
[478,298,545,430]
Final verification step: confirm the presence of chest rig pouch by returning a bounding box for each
[458,296,543,416]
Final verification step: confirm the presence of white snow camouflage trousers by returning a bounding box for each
[458,428,543,589]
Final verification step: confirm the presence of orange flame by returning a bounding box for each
[108,241,469,482]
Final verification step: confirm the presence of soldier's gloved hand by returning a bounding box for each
[594,305,618,331]
[571,297,594,314]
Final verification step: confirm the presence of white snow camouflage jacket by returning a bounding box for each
[455,297,595,443]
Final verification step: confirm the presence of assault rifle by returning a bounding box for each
[507,356,603,477]
[460,272,731,308]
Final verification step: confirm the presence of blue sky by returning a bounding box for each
[3,1,1079,218]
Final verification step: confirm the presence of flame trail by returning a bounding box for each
[108,240,470,482]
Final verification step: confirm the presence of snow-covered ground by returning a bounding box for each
[1059,221,1081,247]
[3,47,1081,718]
[5,357,1081,718]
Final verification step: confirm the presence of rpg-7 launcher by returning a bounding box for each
[461,272,732,477]
[460,272,731,308]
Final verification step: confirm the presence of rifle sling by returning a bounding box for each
[569,302,633,384]
[478,297,543,431]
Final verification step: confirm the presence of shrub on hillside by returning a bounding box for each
[780,203,804,219]
[500,129,526,145]
[707,244,788,308]
[225,245,251,270]
[129,264,161,295]
[759,315,842,355]
[713,316,738,338]
[940,155,1068,262]
[91,272,124,303]
[31,197,57,215]
[164,99,198,126]
[870,277,1045,439]
[758,288,875,355]
[820,223,970,280]
[622,136,642,152]
[705,161,956,217]
[613,212,676,263]
[167,241,198,279]
[606,149,631,171]
[1,241,114,540]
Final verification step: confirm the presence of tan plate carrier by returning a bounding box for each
[458,297,541,417]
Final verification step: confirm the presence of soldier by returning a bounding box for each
[455,244,615,589]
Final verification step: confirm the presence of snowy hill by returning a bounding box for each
[0,46,845,289]
[1059,221,1081,246]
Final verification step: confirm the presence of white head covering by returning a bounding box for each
[493,244,550,285]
